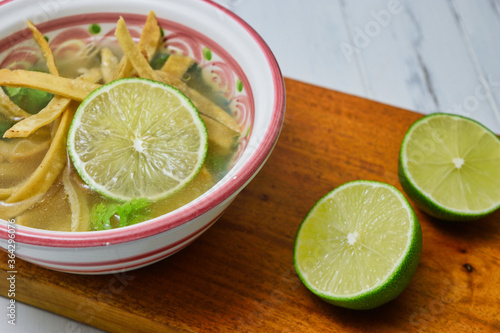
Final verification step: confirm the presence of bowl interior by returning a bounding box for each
[0,0,285,246]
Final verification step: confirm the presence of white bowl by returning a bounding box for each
[0,0,285,274]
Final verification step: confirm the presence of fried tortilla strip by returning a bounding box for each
[0,69,100,101]
[0,192,43,219]
[161,53,193,78]
[101,48,119,83]
[155,70,240,133]
[159,54,240,146]
[201,114,238,154]
[113,11,161,80]
[63,165,90,232]
[112,51,134,81]
[3,68,101,138]
[15,184,66,226]
[27,20,59,76]
[0,88,31,119]
[0,139,50,162]
[0,126,50,162]
[139,11,162,60]
[115,17,160,81]
[4,96,70,138]
[79,67,103,84]
[0,188,15,200]
[5,102,77,203]
[0,127,51,198]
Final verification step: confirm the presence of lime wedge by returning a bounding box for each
[67,78,207,202]
[399,113,500,220]
[294,181,422,310]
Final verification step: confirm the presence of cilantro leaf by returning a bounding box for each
[90,198,151,231]
[2,86,53,115]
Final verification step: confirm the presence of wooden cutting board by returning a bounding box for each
[1,78,499,332]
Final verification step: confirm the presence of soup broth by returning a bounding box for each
[0,16,242,231]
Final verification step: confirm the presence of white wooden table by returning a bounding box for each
[2,0,499,332]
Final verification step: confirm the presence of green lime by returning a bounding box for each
[294,180,422,310]
[399,113,500,221]
[67,78,207,202]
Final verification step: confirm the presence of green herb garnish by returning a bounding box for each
[150,52,170,70]
[0,114,15,138]
[90,198,151,231]
[2,86,53,114]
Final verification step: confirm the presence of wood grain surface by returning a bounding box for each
[1,78,499,332]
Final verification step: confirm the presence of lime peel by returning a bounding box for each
[294,180,422,310]
[67,78,208,202]
[399,113,500,221]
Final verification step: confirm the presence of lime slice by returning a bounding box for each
[294,181,422,310]
[399,113,500,221]
[67,78,208,202]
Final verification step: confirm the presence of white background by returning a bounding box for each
[2,0,500,332]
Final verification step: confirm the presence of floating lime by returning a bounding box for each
[67,78,207,202]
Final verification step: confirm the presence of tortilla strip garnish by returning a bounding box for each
[63,165,90,232]
[161,54,193,78]
[113,11,161,80]
[0,192,44,219]
[5,102,77,203]
[115,17,160,81]
[201,114,238,154]
[79,67,103,84]
[155,70,240,133]
[139,11,162,61]
[27,20,59,76]
[0,139,50,162]
[101,48,119,83]
[4,96,70,138]
[0,126,50,161]
[0,69,100,101]
[0,88,31,119]
[0,188,15,200]
[3,68,101,138]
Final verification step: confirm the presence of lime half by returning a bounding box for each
[67,78,208,202]
[294,181,422,310]
[399,113,500,220]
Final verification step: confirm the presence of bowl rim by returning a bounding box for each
[0,0,286,247]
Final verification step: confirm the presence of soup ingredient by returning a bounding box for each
[0,86,31,118]
[1,20,57,116]
[160,54,239,153]
[115,16,237,135]
[399,113,500,221]
[100,48,119,83]
[150,53,169,70]
[113,11,161,81]
[27,19,59,76]
[294,180,422,310]
[0,69,100,101]
[67,78,208,202]
[90,198,150,230]
[156,70,239,133]
[161,53,193,78]
[0,117,15,137]
[5,103,77,203]
[4,68,102,138]
[62,165,90,232]
[2,86,53,115]
[115,17,160,81]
